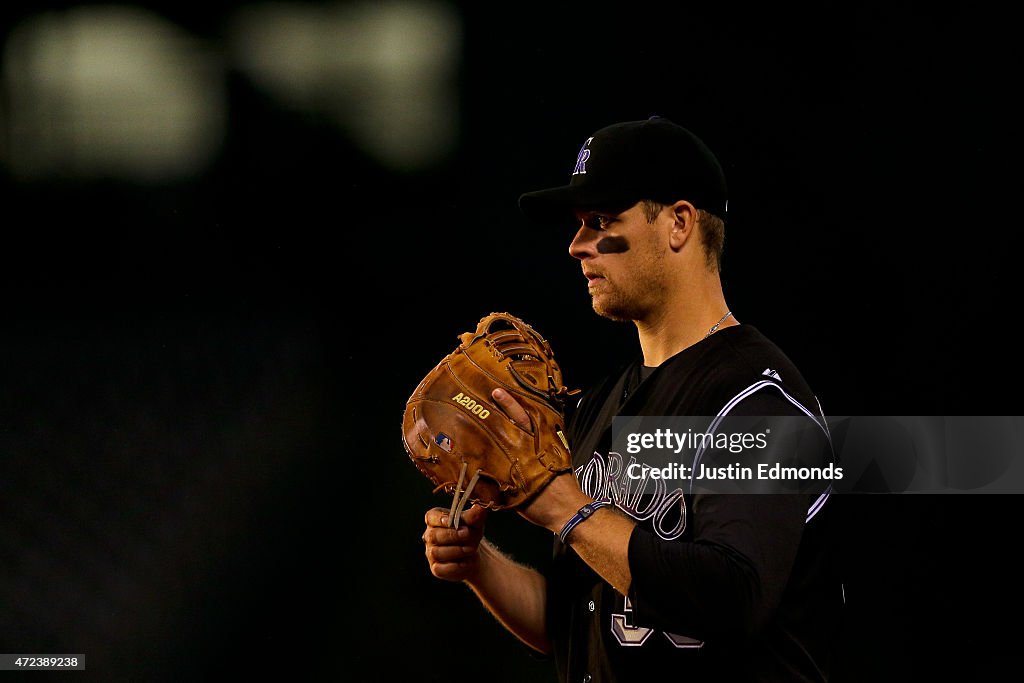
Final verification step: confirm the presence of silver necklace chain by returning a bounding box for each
[705,310,734,339]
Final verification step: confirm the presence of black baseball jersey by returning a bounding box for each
[547,324,843,682]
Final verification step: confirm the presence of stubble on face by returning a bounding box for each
[590,232,668,322]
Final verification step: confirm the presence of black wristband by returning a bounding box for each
[558,501,611,544]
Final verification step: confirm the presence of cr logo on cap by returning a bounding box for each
[572,137,594,176]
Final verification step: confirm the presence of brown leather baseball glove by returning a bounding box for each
[402,312,578,527]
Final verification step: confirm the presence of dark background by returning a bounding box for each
[0,1,1019,680]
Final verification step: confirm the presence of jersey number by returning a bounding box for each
[611,596,704,649]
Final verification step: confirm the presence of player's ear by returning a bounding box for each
[668,200,697,251]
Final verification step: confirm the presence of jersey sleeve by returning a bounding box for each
[625,389,830,641]
[627,492,808,640]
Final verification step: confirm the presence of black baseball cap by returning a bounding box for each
[518,116,727,226]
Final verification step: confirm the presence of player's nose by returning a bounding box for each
[569,225,599,261]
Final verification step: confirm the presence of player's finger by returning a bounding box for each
[423,525,472,546]
[426,544,477,564]
[460,504,488,528]
[492,387,531,428]
[429,560,474,581]
[424,507,454,528]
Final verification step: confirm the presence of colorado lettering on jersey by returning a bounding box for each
[450,392,491,419]
[575,450,687,541]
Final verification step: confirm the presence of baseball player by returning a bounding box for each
[422,117,842,681]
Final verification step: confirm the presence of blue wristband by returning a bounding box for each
[558,501,611,544]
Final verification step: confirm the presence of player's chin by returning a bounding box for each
[591,295,636,322]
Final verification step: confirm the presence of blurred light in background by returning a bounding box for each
[1,5,226,182]
[0,1,462,182]
[228,0,461,171]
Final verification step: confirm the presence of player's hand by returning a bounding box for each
[493,387,590,533]
[518,472,590,533]
[491,387,530,429]
[423,504,488,582]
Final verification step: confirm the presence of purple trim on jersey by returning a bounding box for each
[689,380,835,521]
[807,485,831,522]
